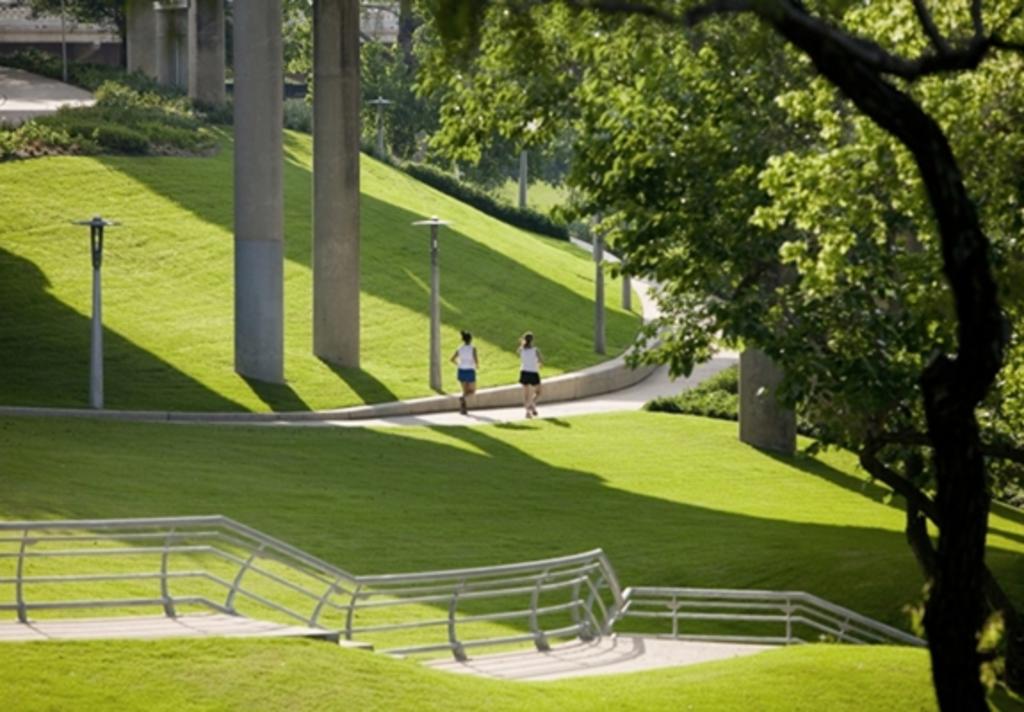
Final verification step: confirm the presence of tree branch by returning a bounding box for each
[682,0,1013,80]
[872,429,1024,465]
[562,0,686,25]
[971,0,985,38]
[906,500,938,577]
[859,440,940,524]
[684,0,755,26]
[913,0,952,54]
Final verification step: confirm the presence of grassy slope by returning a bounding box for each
[494,179,569,216]
[2,412,1020,629]
[0,639,944,712]
[0,132,638,412]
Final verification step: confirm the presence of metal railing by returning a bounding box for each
[0,516,360,630]
[0,517,925,657]
[0,517,622,660]
[619,586,926,647]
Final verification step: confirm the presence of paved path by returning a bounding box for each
[0,613,345,643]
[313,355,736,428]
[0,65,94,125]
[427,635,772,681]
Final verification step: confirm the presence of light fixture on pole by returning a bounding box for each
[367,96,393,158]
[60,0,68,83]
[72,216,117,409]
[412,216,452,392]
[621,265,632,312]
[594,231,606,354]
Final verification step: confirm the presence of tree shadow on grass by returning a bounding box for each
[95,135,639,386]
[763,449,898,510]
[994,501,1024,527]
[321,360,398,404]
[0,247,245,411]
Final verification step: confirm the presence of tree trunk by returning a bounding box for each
[398,0,417,69]
[767,11,1006,711]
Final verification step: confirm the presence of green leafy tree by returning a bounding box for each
[422,1,1024,708]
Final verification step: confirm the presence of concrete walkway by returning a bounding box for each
[313,355,736,428]
[426,635,772,681]
[0,65,94,125]
[0,613,343,643]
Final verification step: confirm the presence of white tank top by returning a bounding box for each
[457,344,476,369]
[520,346,539,372]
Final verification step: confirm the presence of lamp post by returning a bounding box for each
[60,0,68,83]
[412,216,451,391]
[594,231,606,354]
[367,96,393,158]
[518,149,528,209]
[621,272,632,312]
[72,216,117,409]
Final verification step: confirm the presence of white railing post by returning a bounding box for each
[160,529,177,618]
[530,569,552,652]
[225,543,265,614]
[344,583,363,641]
[15,529,29,623]
[448,581,467,661]
[310,574,344,628]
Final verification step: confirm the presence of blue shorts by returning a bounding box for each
[457,368,476,383]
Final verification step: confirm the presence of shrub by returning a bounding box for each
[0,121,94,160]
[646,363,821,437]
[91,123,150,154]
[399,162,569,241]
[136,122,215,153]
[284,98,312,133]
[646,365,740,420]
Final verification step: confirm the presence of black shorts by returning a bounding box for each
[519,370,540,386]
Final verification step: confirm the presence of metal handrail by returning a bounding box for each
[619,586,925,647]
[0,516,623,659]
[0,517,925,659]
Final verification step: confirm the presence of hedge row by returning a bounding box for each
[398,162,569,241]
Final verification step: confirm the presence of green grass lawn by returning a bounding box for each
[2,412,1021,629]
[0,132,638,412]
[2,412,1023,710]
[494,178,569,216]
[0,639,947,711]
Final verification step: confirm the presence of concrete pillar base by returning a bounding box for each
[234,239,284,383]
[739,348,796,455]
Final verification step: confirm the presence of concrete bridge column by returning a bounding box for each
[233,0,284,383]
[125,0,157,78]
[155,3,189,90]
[188,0,226,105]
[739,348,796,455]
[312,0,361,367]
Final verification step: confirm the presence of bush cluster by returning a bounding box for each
[283,98,312,134]
[0,121,91,160]
[645,365,740,420]
[0,67,217,160]
[33,82,215,156]
[399,162,569,241]
[646,364,825,440]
